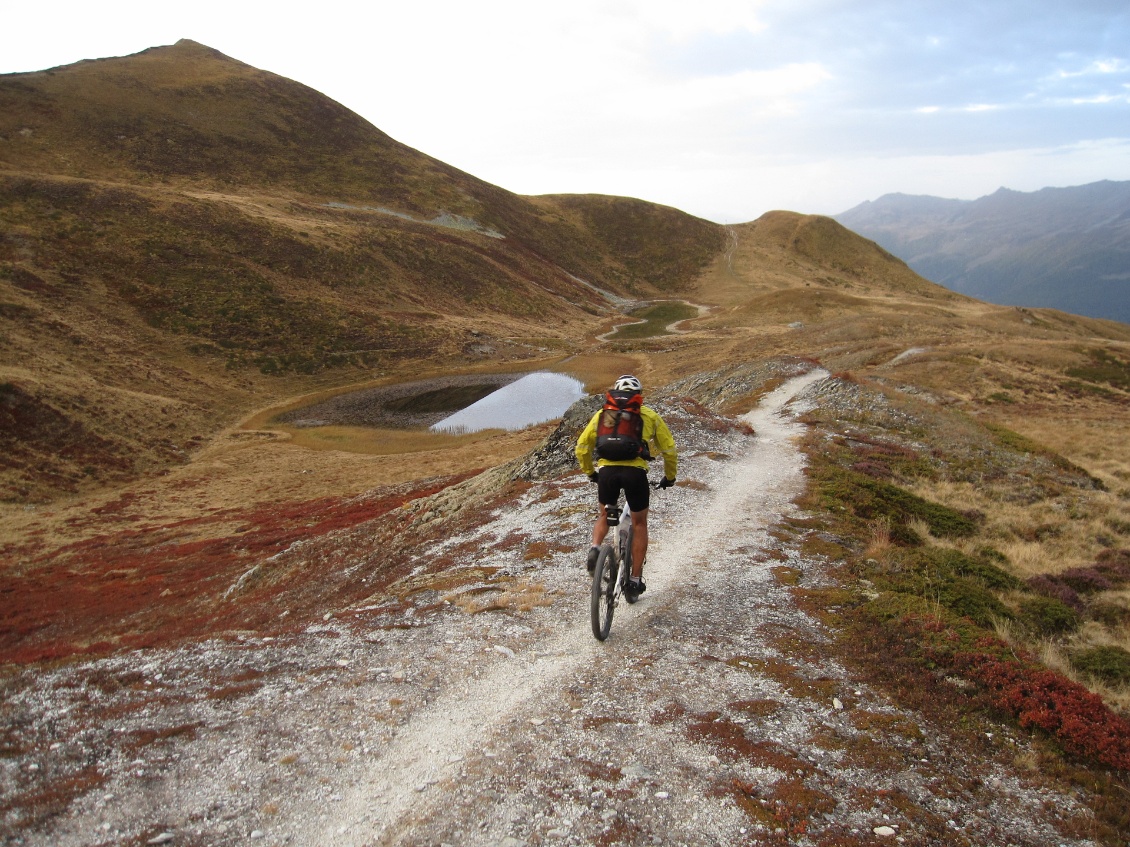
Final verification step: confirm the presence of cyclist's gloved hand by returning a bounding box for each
[660,476,676,489]
[588,472,599,483]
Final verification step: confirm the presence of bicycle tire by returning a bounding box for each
[590,546,617,641]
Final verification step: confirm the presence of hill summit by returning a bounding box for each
[3,38,497,211]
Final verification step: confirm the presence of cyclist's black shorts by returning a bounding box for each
[597,465,650,513]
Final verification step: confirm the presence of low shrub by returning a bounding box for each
[850,460,892,479]
[870,547,1017,628]
[1026,575,1083,611]
[938,579,1012,628]
[807,464,977,543]
[954,652,1130,771]
[1066,348,1130,392]
[864,591,935,623]
[848,599,1130,772]
[1072,646,1130,686]
[1095,549,1130,584]
[934,547,1022,591]
[1059,566,1115,594]
[1017,596,1080,636]
[1088,601,1130,628]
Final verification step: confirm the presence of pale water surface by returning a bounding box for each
[430,372,586,433]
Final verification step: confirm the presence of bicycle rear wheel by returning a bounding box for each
[590,546,617,641]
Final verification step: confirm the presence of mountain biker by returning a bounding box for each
[575,375,677,603]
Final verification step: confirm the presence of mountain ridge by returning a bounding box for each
[835,181,1130,322]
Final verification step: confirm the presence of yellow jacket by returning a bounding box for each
[575,404,677,480]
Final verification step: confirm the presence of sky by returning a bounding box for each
[4,1,1129,223]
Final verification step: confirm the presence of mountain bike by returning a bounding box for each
[590,482,661,641]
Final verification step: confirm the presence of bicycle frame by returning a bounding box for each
[603,500,633,596]
[590,496,633,641]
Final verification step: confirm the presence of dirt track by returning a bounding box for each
[1,373,1099,847]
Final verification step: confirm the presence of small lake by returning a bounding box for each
[431,372,586,434]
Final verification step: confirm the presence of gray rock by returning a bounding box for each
[511,393,602,481]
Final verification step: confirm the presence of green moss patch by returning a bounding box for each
[805,462,977,543]
[606,301,699,340]
[1071,645,1130,686]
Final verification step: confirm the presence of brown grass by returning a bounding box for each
[444,579,554,614]
[906,477,1130,578]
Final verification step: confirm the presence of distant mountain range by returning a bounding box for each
[835,181,1130,324]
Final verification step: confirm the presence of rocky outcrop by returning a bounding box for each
[510,394,603,481]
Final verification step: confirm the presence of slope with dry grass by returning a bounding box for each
[587,210,1130,739]
[0,41,726,503]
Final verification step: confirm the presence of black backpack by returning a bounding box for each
[594,389,649,461]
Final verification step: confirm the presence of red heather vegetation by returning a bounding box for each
[957,653,1130,771]
[878,612,1130,772]
[0,473,476,665]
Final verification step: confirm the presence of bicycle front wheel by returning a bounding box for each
[590,546,617,641]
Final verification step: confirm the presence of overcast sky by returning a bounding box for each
[5,1,1129,222]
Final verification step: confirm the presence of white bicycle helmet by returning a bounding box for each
[612,374,642,392]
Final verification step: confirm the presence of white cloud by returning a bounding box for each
[615,62,833,124]
[1070,94,1126,105]
[1056,58,1130,78]
[605,0,769,39]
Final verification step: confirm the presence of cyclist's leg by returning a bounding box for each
[590,503,609,548]
[593,466,628,547]
[621,468,651,579]
[591,466,616,547]
[629,509,648,578]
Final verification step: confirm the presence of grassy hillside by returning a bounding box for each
[0,40,724,502]
[530,194,726,293]
[0,39,721,297]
